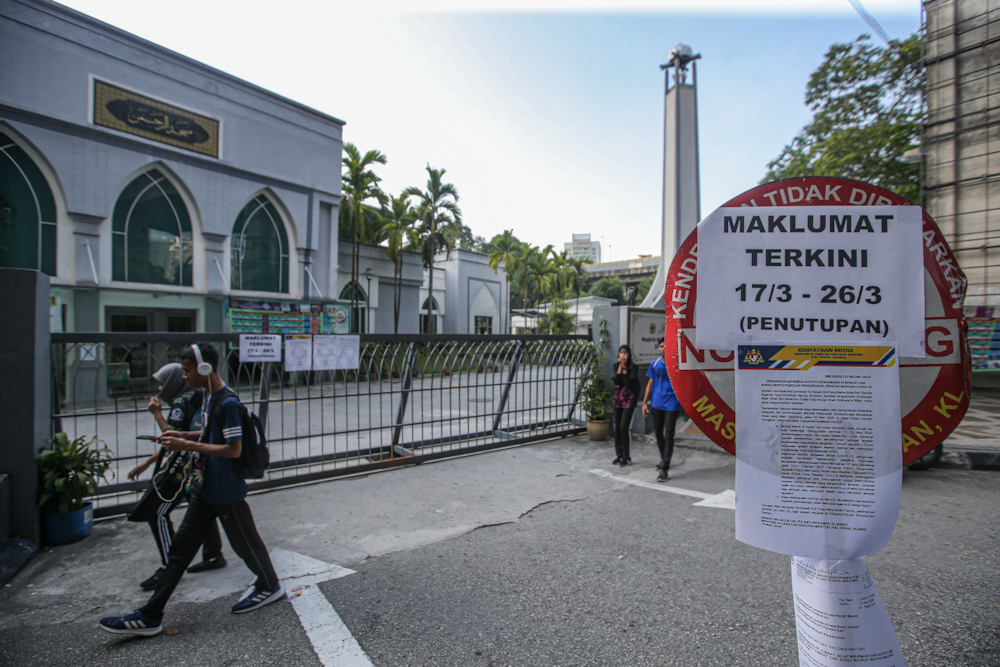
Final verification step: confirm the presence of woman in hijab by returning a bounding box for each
[128,363,226,591]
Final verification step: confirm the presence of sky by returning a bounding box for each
[61,0,921,262]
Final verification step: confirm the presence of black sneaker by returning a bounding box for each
[657,469,669,483]
[619,459,632,467]
[99,609,163,637]
[232,586,284,614]
[140,568,166,591]
[187,556,227,573]
[611,457,621,466]
[656,460,665,471]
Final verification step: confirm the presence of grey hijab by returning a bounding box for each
[152,363,193,404]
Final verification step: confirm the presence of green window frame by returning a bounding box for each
[231,195,289,293]
[420,297,439,334]
[112,169,193,286]
[0,131,57,275]
[339,281,367,333]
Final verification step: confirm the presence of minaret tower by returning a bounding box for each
[640,43,701,310]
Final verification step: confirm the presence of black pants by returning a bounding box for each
[613,406,635,461]
[143,496,279,618]
[147,497,223,566]
[651,408,679,471]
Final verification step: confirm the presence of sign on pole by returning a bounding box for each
[664,177,970,465]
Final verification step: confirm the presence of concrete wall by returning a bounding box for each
[338,243,424,333]
[0,269,50,545]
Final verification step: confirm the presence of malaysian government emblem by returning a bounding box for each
[743,348,764,365]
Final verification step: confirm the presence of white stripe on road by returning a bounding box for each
[269,548,373,667]
[590,469,735,510]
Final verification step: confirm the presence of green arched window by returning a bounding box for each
[339,281,367,333]
[0,131,57,275]
[112,169,193,286]
[231,195,289,293]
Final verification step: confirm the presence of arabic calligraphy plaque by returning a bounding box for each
[93,80,220,158]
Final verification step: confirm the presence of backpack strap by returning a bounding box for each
[201,386,238,444]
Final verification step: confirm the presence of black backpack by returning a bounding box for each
[207,387,269,479]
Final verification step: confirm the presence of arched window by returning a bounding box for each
[0,131,57,275]
[112,169,192,286]
[231,195,289,292]
[420,297,439,334]
[339,281,367,333]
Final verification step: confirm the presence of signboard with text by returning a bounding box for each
[664,177,971,465]
[696,205,924,356]
[627,308,666,366]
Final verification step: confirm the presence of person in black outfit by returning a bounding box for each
[100,343,281,638]
[128,363,226,592]
[611,344,641,466]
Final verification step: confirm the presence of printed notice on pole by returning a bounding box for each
[238,334,282,362]
[734,343,903,560]
[284,335,313,372]
[792,557,906,667]
[312,335,360,371]
[695,206,924,356]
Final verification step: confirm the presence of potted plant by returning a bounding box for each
[37,433,113,545]
[579,317,613,440]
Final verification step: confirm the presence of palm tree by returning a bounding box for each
[404,165,462,334]
[564,255,591,323]
[488,229,521,333]
[380,194,419,333]
[340,143,387,332]
[523,245,557,329]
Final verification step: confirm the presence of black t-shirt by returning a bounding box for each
[164,390,205,431]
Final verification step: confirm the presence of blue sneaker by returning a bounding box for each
[232,586,284,614]
[99,609,163,637]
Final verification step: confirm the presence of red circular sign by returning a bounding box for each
[664,177,971,465]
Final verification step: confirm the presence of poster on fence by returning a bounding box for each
[734,342,903,560]
[284,335,312,372]
[239,334,282,363]
[313,335,360,371]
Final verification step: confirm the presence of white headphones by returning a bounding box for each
[191,344,213,376]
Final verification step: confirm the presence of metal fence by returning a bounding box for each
[51,333,592,517]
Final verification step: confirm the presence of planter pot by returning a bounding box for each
[587,419,610,441]
[42,503,94,545]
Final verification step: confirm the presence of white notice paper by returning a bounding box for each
[695,205,925,356]
[312,335,360,371]
[792,557,906,667]
[735,343,902,559]
[239,334,282,363]
[284,335,313,372]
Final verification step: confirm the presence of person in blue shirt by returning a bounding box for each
[100,343,282,638]
[642,338,680,482]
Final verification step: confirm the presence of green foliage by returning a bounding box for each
[635,275,654,304]
[538,299,575,335]
[762,33,924,203]
[37,433,113,519]
[589,276,625,304]
[578,316,612,421]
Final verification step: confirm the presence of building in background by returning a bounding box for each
[924,0,999,313]
[564,233,602,263]
[2,0,343,350]
[584,255,660,300]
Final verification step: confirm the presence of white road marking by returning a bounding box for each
[269,548,373,667]
[590,469,735,510]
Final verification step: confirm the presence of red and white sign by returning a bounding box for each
[664,177,971,465]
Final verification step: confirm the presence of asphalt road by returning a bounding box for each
[1,436,997,666]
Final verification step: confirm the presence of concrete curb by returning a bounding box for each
[0,538,37,587]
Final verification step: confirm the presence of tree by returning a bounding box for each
[635,274,654,304]
[340,143,387,332]
[404,165,462,334]
[538,299,575,335]
[589,276,625,304]
[762,33,923,203]
[487,229,522,333]
[563,255,591,321]
[380,193,419,333]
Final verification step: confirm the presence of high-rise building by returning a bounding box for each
[564,233,602,263]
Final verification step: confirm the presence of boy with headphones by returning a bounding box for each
[100,343,282,637]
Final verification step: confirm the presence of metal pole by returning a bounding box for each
[392,341,421,446]
[256,362,271,429]
[492,340,525,433]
